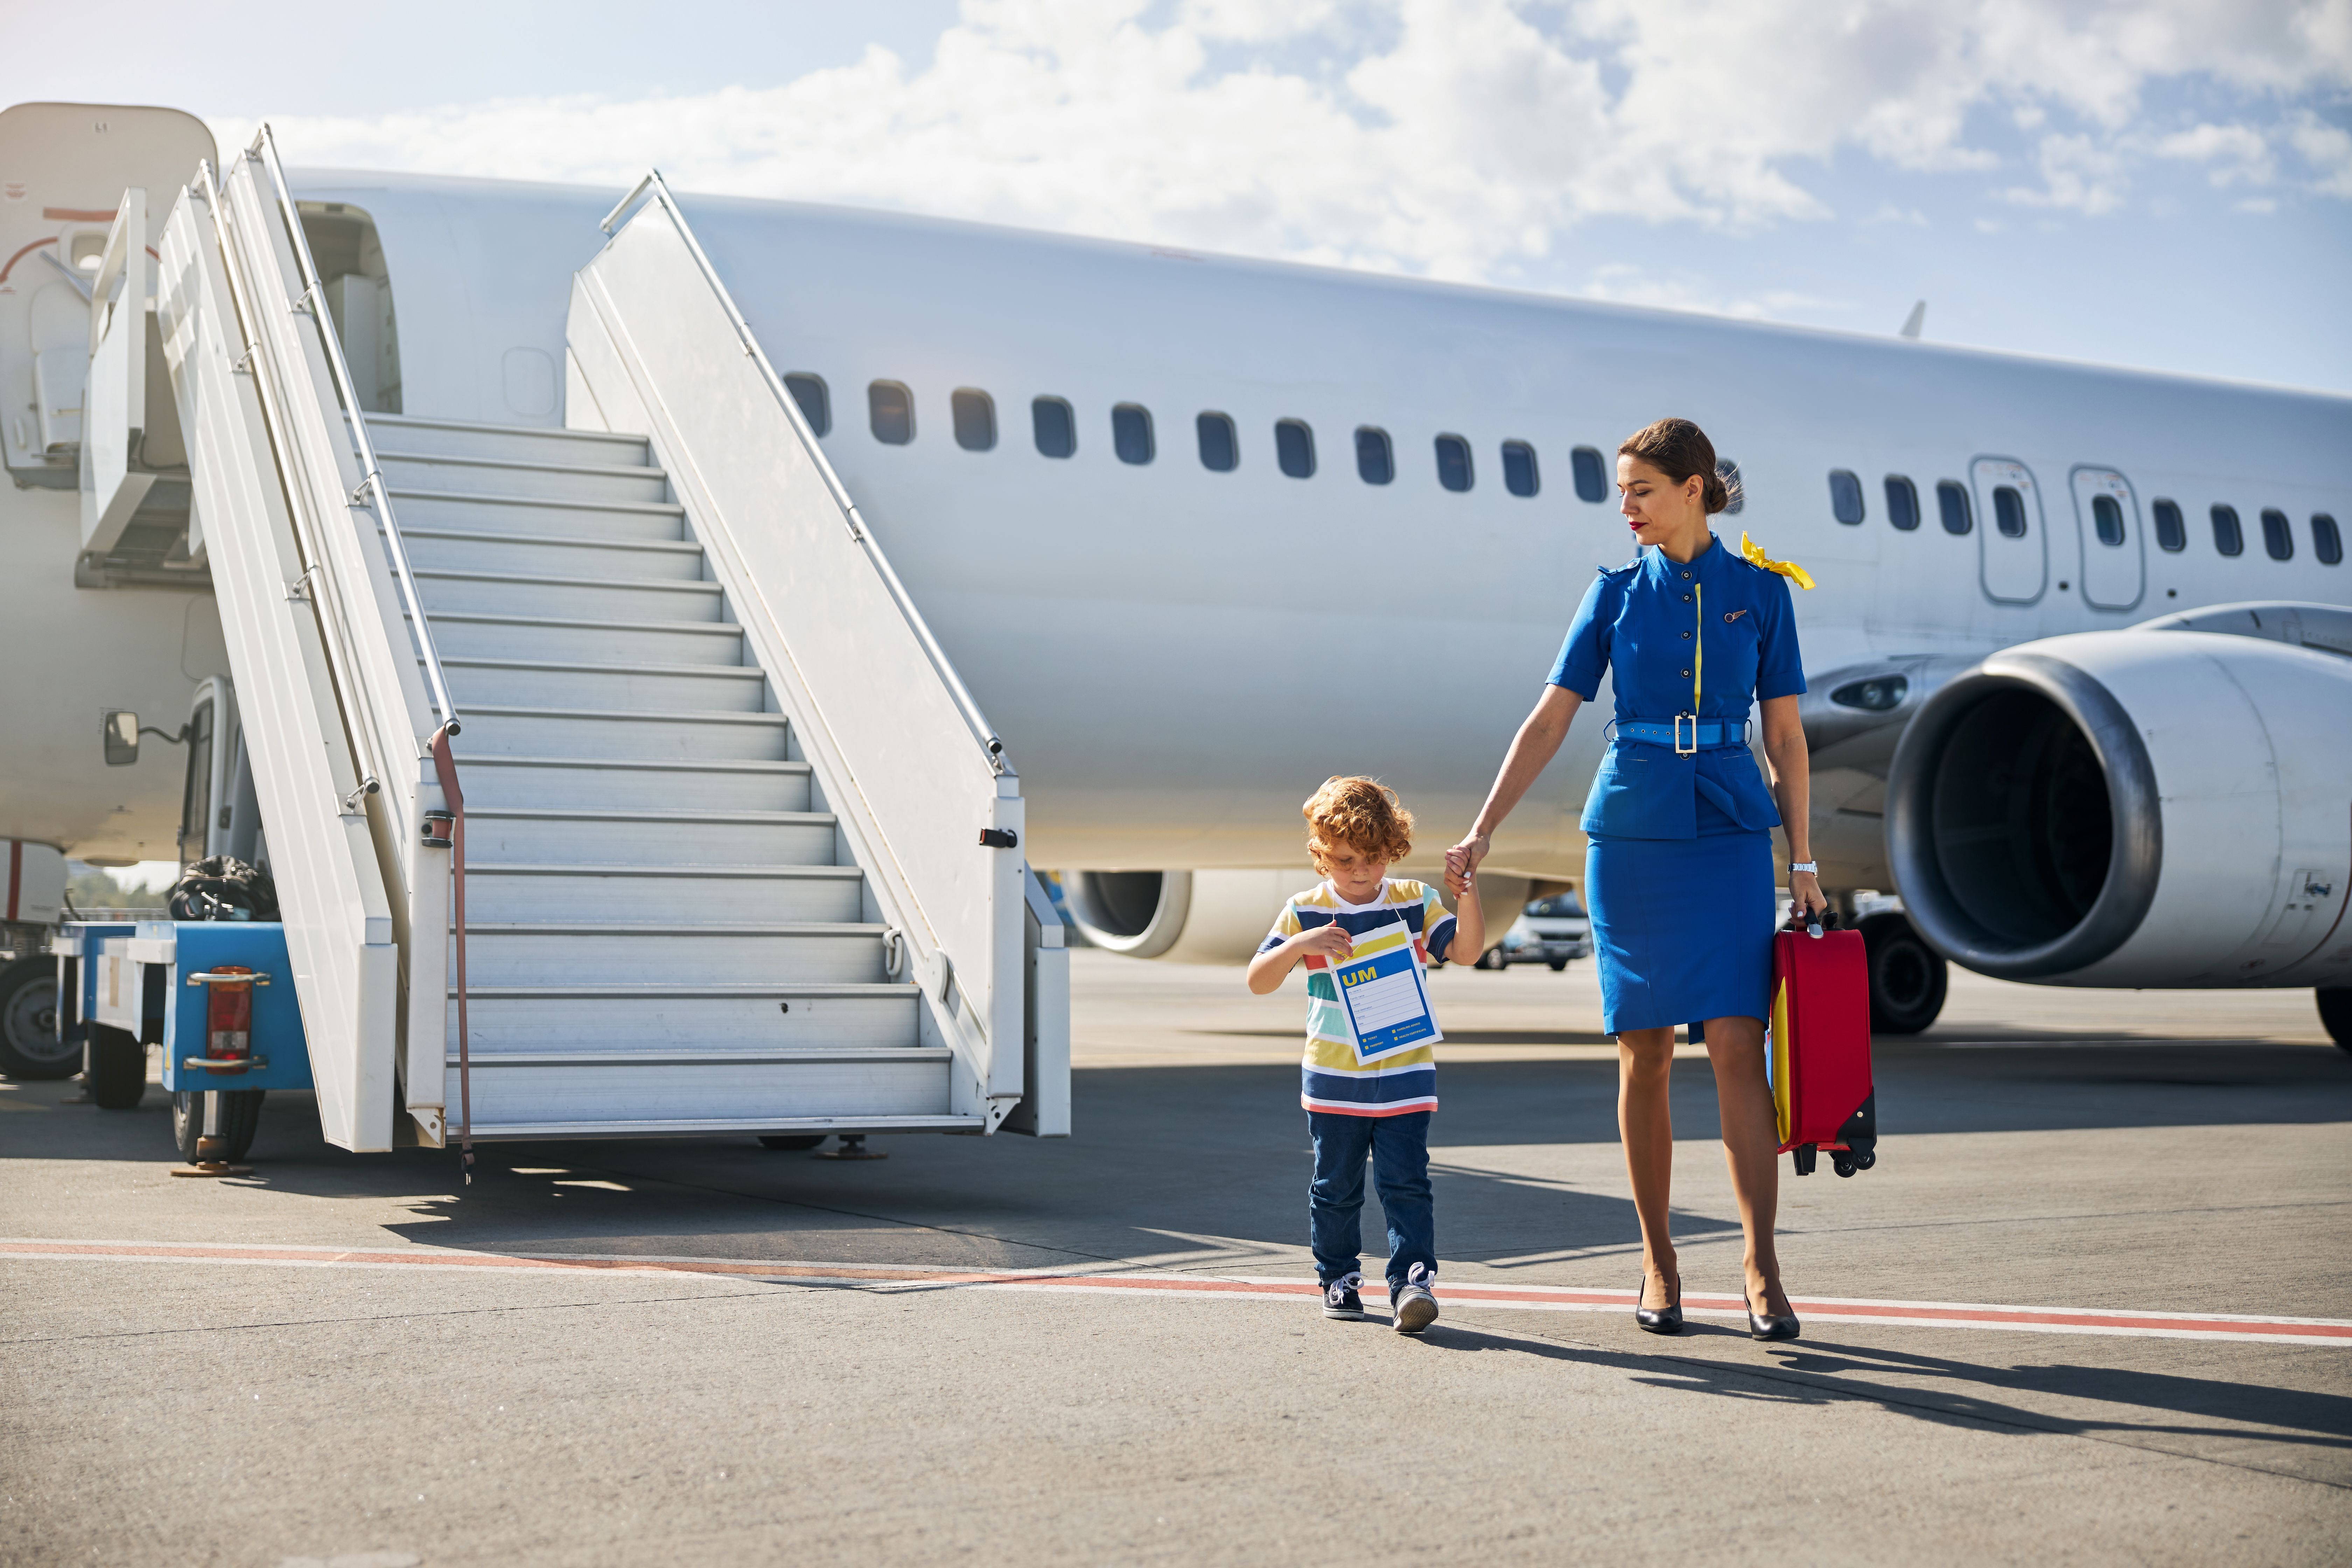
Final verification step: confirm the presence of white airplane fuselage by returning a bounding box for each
[7,134,2349,953]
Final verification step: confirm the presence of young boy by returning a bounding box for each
[1247,776,1484,1333]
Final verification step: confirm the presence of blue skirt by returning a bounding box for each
[1586,828,1775,1036]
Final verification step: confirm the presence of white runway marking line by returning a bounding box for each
[6,1239,2350,1346]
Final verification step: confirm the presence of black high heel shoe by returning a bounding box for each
[1743,1278,1800,1342]
[1634,1270,1683,1335]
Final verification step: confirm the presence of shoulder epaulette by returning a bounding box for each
[1598,558,1640,579]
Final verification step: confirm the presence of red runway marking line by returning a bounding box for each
[7,1239,2349,1344]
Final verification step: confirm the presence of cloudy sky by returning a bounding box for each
[10,0,2350,391]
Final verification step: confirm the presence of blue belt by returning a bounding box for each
[1615,718,1751,753]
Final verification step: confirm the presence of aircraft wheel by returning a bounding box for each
[1547,958,1569,972]
[0,957,75,1080]
[2319,989,2352,1053]
[1858,913,1947,1034]
[1473,947,1505,971]
[86,1024,148,1109]
[758,1134,826,1150]
[174,1089,265,1163]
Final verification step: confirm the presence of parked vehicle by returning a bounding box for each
[1475,894,1592,971]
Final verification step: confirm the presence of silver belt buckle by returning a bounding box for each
[1674,714,1698,756]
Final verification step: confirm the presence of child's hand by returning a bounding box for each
[1293,922,1354,964]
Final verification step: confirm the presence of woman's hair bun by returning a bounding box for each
[1620,417,1731,515]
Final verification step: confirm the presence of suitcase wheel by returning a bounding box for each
[1853,1149,1876,1171]
[1832,1156,1857,1177]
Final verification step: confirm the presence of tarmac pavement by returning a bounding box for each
[3,954,2348,1566]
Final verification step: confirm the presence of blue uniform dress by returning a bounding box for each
[1548,535,1807,1036]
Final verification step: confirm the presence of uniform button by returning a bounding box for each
[1681,630,1692,639]
[1680,571,1692,579]
[1680,668,1691,677]
[1682,594,1692,602]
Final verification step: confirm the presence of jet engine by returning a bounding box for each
[1886,607,2352,993]
[1063,869,1527,966]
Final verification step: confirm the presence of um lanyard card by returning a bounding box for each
[1331,916,1442,1064]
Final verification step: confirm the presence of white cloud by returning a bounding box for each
[2005,132,2130,213]
[2156,121,2276,185]
[218,1,2352,283]
[2287,109,2352,195]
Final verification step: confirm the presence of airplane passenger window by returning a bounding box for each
[952,389,996,452]
[1502,440,1539,498]
[868,381,914,444]
[1276,419,1316,479]
[1829,469,1865,525]
[1884,476,1920,531]
[783,373,831,437]
[1717,459,1744,514]
[1571,447,1606,503]
[2261,508,2293,561]
[1992,485,2028,538]
[1435,435,1474,493]
[1356,427,1393,485]
[1197,412,1238,472]
[1032,397,1076,458]
[1936,480,1972,535]
[2092,494,2126,547]
[2315,514,2343,566]
[1112,404,1155,465]
[2211,504,2243,556]
[2152,498,2186,551]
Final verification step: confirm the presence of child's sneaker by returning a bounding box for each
[1391,1263,1439,1334]
[1322,1272,1367,1320]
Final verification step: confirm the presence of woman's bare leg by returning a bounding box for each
[1703,1015,1790,1315]
[1617,1026,1679,1308]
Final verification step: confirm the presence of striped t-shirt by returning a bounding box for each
[1259,879,1457,1117]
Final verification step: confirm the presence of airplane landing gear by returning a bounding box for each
[1858,912,1947,1035]
[2320,989,2351,1054]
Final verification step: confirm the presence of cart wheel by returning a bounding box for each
[173,1088,265,1163]
[86,1024,148,1109]
[757,1134,825,1151]
[0,957,75,1080]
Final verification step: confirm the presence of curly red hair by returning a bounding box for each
[1303,776,1414,870]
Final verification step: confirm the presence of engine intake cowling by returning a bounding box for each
[1886,629,2352,989]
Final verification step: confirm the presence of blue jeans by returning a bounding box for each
[1308,1110,1435,1293]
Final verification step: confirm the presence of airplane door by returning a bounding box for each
[1972,456,2046,604]
[2069,467,2144,611]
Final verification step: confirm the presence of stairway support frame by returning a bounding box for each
[572,176,1042,1130]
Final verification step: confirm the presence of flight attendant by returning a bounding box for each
[1444,416,1826,1341]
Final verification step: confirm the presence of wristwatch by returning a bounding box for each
[1789,861,1819,876]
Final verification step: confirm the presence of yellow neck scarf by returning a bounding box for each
[1741,531,1816,590]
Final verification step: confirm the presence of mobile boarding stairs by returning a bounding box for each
[60,135,1069,1160]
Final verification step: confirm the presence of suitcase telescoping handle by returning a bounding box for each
[1786,904,1839,938]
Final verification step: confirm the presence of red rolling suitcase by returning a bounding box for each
[1767,916,1878,1177]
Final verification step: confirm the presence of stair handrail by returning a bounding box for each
[600,170,1007,775]
[250,123,460,743]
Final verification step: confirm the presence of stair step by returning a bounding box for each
[396,527,708,582]
[379,449,670,504]
[454,705,789,762]
[443,981,919,1051]
[415,569,727,623]
[456,1114,981,1142]
[440,657,768,714]
[459,805,834,863]
[463,863,863,923]
[391,488,686,542]
[455,923,890,985]
[448,755,810,811]
[446,1057,955,1132]
[419,613,747,668]
[362,413,649,468]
